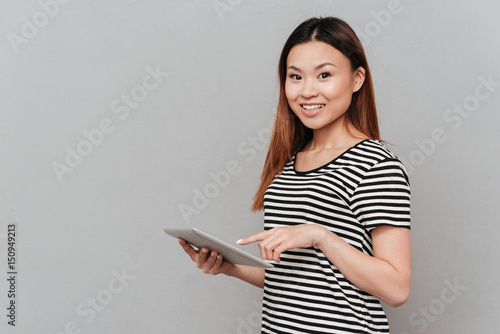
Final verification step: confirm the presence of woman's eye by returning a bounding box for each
[289,74,302,80]
[319,72,331,79]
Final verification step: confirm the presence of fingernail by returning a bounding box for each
[236,239,243,244]
[202,248,207,253]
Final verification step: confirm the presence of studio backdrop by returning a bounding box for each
[1,0,499,333]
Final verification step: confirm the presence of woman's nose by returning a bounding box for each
[301,79,319,98]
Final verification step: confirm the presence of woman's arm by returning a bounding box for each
[238,224,411,307]
[178,238,265,289]
[316,225,411,307]
[225,264,265,289]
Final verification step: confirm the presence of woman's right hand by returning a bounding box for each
[178,238,234,275]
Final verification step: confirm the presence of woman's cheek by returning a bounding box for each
[285,83,299,101]
[321,82,341,99]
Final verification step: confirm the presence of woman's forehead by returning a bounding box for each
[287,41,349,69]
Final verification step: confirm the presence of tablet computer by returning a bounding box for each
[164,228,273,268]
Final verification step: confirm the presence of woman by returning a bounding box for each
[179,16,411,333]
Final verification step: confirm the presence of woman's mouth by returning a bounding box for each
[300,104,325,117]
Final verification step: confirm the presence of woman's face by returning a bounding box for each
[285,41,365,131]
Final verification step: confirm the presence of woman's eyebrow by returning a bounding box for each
[287,65,301,71]
[316,62,336,69]
[287,62,336,72]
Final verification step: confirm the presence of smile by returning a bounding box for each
[300,104,325,117]
[301,104,325,111]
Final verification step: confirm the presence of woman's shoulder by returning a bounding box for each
[352,139,402,164]
[354,139,410,180]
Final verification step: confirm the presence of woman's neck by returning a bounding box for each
[305,118,368,152]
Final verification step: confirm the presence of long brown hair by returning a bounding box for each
[252,17,380,211]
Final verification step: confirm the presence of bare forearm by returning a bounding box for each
[225,264,265,289]
[317,228,411,307]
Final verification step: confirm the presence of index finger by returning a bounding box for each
[237,230,271,245]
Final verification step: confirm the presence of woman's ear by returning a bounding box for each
[353,67,366,93]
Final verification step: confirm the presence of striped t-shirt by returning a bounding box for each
[261,139,411,333]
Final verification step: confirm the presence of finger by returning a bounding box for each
[203,251,218,273]
[215,254,224,268]
[196,247,209,269]
[257,239,273,261]
[208,254,224,275]
[272,244,289,263]
[237,230,272,245]
[178,238,198,262]
[258,232,285,261]
[256,233,277,260]
[258,242,267,260]
[265,243,275,262]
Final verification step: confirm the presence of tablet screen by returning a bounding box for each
[164,228,273,268]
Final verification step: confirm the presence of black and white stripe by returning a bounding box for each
[261,139,411,333]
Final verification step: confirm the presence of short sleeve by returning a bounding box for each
[350,158,411,231]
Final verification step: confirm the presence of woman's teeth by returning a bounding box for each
[302,104,325,110]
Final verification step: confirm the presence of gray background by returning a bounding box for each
[1,0,499,333]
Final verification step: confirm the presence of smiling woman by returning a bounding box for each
[285,43,364,128]
[179,16,411,334]
[284,41,369,171]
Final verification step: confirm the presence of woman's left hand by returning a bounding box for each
[237,224,328,263]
